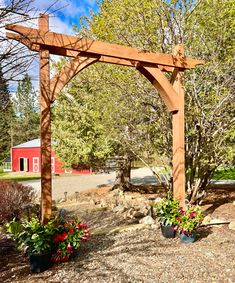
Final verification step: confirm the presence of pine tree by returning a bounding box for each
[12,74,40,145]
[0,65,13,165]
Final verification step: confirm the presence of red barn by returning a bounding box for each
[11,139,90,174]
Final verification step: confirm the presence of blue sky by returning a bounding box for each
[31,0,100,35]
[1,0,101,90]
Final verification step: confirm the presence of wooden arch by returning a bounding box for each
[6,14,204,223]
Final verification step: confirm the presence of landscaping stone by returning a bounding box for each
[139,215,155,225]
[133,211,145,219]
[229,221,235,231]
[202,215,211,225]
[112,205,126,214]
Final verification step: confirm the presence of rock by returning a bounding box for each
[133,211,145,219]
[202,215,211,225]
[113,205,126,214]
[90,199,97,205]
[139,216,155,225]
[233,201,235,206]
[228,221,235,230]
[154,197,162,204]
[139,204,149,216]
[99,200,108,208]
[124,208,135,219]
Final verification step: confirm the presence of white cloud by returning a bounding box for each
[2,0,99,91]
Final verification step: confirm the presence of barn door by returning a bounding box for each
[33,157,39,172]
[19,157,28,172]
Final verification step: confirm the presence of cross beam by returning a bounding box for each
[6,14,204,222]
[6,24,203,69]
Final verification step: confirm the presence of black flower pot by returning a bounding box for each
[70,248,79,260]
[29,252,52,273]
[179,230,196,243]
[160,224,176,238]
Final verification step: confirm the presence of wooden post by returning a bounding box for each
[39,14,52,223]
[172,45,185,207]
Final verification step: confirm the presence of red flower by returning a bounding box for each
[66,244,73,252]
[69,228,74,234]
[77,223,87,229]
[53,234,60,243]
[177,217,181,221]
[190,212,196,218]
[60,232,68,241]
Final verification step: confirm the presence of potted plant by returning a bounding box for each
[175,205,204,243]
[153,195,180,238]
[4,217,56,273]
[51,218,90,263]
[4,216,90,272]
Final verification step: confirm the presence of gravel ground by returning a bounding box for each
[1,185,235,283]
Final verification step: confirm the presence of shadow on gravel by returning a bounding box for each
[0,237,30,282]
[195,226,213,242]
[202,185,235,215]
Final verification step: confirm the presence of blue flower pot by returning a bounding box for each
[179,230,196,243]
[160,224,176,238]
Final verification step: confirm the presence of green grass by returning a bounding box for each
[213,167,235,180]
[0,172,41,182]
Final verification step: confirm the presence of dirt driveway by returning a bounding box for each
[21,168,158,201]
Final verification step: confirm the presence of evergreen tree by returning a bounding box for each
[0,65,13,165]
[12,74,40,145]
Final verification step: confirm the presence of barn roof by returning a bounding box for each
[13,139,40,148]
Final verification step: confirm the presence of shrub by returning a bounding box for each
[0,180,35,224]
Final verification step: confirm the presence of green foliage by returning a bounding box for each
[12,74,40,146]
[213,167,235,180]
[4,216,90,262]
[176,205,204,233]
[5,217,56,254]
[153,196,180,226]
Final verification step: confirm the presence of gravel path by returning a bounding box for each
[0,185,235,282]
[21,168,158,200]
[1,206,235,283]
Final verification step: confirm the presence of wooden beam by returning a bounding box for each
[172,45,185,207]
[39,14,52,223]
[137,64,178,113]
[6,32,175,73]
[51,56,100,101]
[170,68,179,84]
[5,24,204,69]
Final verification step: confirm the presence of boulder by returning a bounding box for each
[202,215,211,225]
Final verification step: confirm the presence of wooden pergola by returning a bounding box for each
[6,14,204,223]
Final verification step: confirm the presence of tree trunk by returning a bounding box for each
[112,155,131,191]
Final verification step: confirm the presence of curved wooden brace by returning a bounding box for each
[137,64,179,113]
[51,55,100,102]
